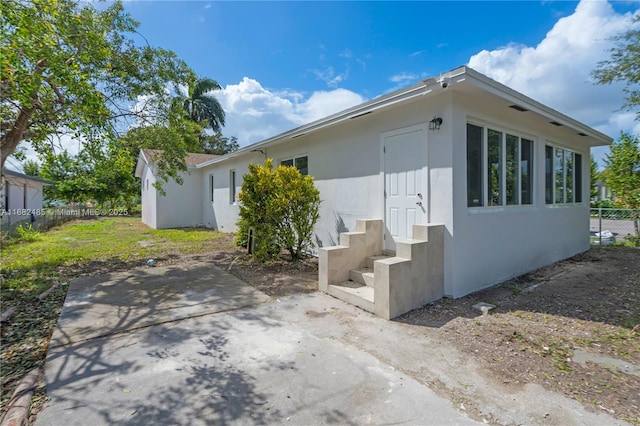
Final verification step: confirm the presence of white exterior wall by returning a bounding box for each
[448,94,591,297]
[200,94,452,252]
[201,157,248,232]
[155,170,202,229]
[140,165,203,229]
[2,177,47,217]
[140,165,157,228]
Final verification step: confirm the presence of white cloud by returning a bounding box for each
[215,77,366,147]
[310,66,350,88]
[468,0,638,146]
[389,72,420,84]
[409,50,425,58]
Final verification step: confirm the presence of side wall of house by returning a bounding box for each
[4,178,46,213]
[140,165,157,228]
[448,93,591,298]
[155,170,202,229]
[200,94,453,251]
[201,157,248,233]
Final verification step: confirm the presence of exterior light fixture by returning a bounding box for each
[429,116,443,131]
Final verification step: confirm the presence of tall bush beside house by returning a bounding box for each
[236,160,279,261]
[237,159,321,261]
[271,165,321,260]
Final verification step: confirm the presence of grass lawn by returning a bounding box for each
[0,217,235,415]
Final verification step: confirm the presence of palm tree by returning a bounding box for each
[182,78,226,132]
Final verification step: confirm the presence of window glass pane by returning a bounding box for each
[555,148,565,203]
[295,156,308,175]
[466,124,483,207]
[575,153,583,202]
[566,151,574,203]
[230,170,236,203]
[210,175,214,203]
[281,159,294,167]
[487,129,502,206]
[506,134,519,205]
[545,146,553,204]
[521,139,533,204]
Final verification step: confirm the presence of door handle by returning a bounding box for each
[416,201,422,206]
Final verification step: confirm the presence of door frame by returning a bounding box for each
[379,123,430,252]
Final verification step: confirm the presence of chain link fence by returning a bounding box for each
[0,206,85,240]
[590,208,640,246]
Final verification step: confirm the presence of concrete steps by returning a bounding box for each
[349,268,374,286]
[328,282,374,313]
[319,218,444,320]
[331,254,392,314]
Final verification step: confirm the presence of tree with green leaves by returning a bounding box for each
[91,146,138,209]
[22,159,41,177]
[592,15,640,118]
[39,151,91,204]
[590,154,600,201]
[117,107,203,193]
[179,78,226,132]
[1,0,195,173]
[604,132,640,242]
[199,131,239,155]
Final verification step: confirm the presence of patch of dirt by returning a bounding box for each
[156,241,319,298]
[397,247,640,424]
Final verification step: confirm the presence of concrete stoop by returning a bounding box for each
[319,219,445,320]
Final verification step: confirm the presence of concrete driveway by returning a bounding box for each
[35,262,624,425]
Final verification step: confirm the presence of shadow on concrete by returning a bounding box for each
[49,262,271,348]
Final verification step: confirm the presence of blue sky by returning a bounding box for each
[7,0,640,172]
[118,0,639,166]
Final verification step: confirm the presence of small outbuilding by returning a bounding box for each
[1,168,53,218]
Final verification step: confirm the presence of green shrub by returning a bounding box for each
[237,159,321,261]
[16,223,42,242]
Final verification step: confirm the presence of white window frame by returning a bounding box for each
[467,122,535,208]
[209,174,214,204]
[545,144,583,205]
[280,155,309,175]
[229,169,236,204]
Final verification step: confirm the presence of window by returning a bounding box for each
[545,145,583,204]
[520,139,533,204]
[466,124,483,207]
[280,155,308,175]
[229,170,236,204]
[209,174,214,203]
[466,123,534,207]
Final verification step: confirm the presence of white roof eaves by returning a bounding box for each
[460,67,613,146]
[195,66,611,170]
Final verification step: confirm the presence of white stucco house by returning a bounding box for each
[1,169,53,218]
[136,66,611,310]
[135,150,220,229]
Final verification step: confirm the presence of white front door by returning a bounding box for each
[384,126,427,251]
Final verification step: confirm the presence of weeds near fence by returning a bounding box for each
[14,224,42,242]
[590,208,640,247]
